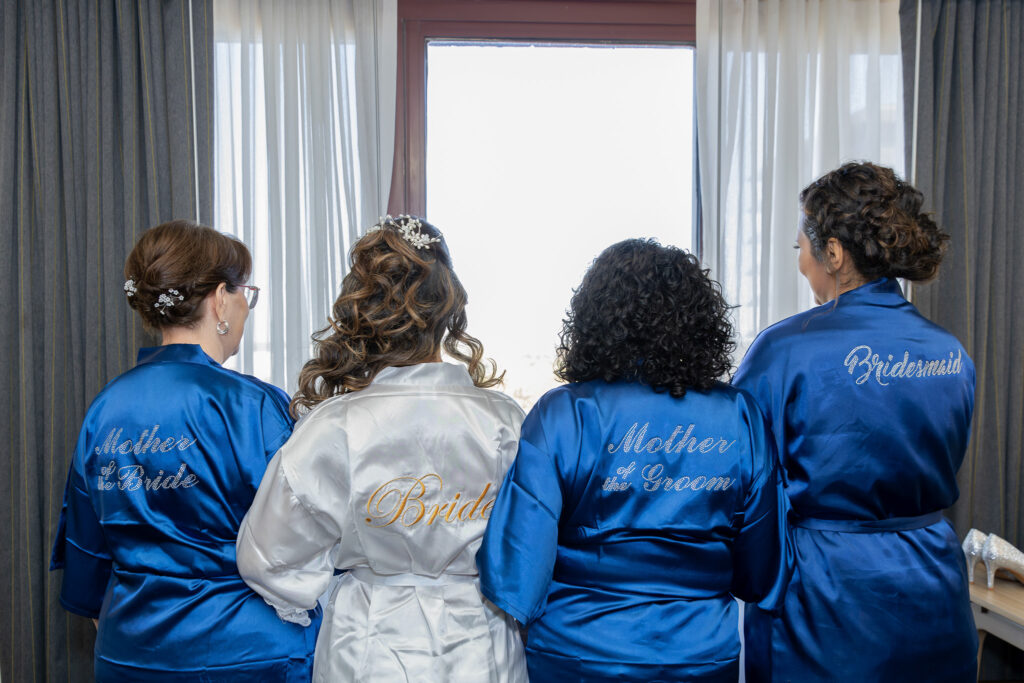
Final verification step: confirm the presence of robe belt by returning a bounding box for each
[349,567,478,587]
[790,511,943,533]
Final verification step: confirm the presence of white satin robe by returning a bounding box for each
[236,362,528,682]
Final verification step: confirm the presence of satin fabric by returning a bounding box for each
[50,344,319,682]
[476,379,786,682]
[236,362,529,683]
[733,278,978,682]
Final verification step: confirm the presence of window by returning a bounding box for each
[397,0,698,407]
[426,42,695,406]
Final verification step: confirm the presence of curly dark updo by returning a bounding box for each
[555,239,734,398]
[799,162,949,282]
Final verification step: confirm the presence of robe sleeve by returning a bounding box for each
[236,412,347,626]
[50,432,113,619]
[729,393,790,610]
[477,399,564,625]
[258,383,295,460]
[732,328,786,460]
[732,333,794,612]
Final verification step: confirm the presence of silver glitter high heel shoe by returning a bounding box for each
[981,534,1024,589]
[962,528,987,584]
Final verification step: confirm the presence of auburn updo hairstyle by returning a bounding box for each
[555,238,734,398]
[799,162,949,282]
[290,215,501,417]
[123,220,252,331]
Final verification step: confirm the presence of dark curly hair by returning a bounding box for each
[123,220,251,331]
[799,162,949,282]
[290,215,502,417]
[555,239,734,398]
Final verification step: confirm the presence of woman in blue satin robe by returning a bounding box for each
[477,239,786,682]
[50,221,318,682]
[735,162,977,682]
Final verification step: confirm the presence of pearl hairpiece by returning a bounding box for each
[368,214,441,250]
[154,289,184,315]
[123,279,137,297]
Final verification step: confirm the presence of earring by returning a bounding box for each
[217,320,230,336]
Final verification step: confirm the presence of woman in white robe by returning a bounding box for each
[236,215,528,682]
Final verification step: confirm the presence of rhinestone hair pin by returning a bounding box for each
[123,279,138,297]
[368,214,441,250]
[154,289,184,315]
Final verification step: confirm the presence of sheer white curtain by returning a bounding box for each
[696,0,905,354]
[213,0,396,390]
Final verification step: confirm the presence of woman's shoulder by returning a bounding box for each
[290,392,352,428]
[530,381,587,412]
[473,385,527,422]
[529,379,747,419]
[223,368,291,406]
[111,353,289,403]
[752,304,832,346]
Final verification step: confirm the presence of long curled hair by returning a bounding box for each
[800,161,949,282]
[555,238,734,398]
[291,216,502,417]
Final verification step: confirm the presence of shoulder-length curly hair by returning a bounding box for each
[290,215,502,417]
[555,238,734,398]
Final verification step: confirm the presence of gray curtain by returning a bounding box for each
[0,1,213,680]
[900,0,1024,545]
[900,2,1024,675]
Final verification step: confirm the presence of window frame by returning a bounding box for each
[389,0,698,216]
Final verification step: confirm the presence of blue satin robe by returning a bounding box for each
[733,278,977,682]
[50,344,319,682]
[476,379,785,682]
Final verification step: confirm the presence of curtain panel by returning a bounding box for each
[900,0,1024,546]
[213,0,397,392]
[696,0,905,354]
[0,1,213,680]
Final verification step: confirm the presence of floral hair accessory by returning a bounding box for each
[154,289,184,315]
[368,214,441,250]
[123,279,138,297]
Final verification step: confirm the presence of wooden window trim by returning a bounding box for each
[389,0,697,215]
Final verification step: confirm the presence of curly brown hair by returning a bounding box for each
[555,239,735,398]
[123,220,252,331]
[799,162,949,282]
[290,216,502,417]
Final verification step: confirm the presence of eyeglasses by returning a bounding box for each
[239,285,260,309]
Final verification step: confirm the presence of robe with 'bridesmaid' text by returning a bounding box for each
[734,278,977,683]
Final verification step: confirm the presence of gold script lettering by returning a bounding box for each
[364,474,496,528]
[365,474,438,527]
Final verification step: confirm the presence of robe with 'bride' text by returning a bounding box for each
[236,362,528,683]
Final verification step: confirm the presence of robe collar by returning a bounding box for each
[834,277,907,309]
[372,362,475,387]
[136,343,221,367]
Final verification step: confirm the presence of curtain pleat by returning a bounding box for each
[212,0,396,391]
[901,0,1024,550]
[901,2,1024,676]
[696,0,905,354]
[0,1,213,679]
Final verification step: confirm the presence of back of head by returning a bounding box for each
[291,215,500,417]
[799,162,949,282]
[556,238,734,398]
[123,220,252,330]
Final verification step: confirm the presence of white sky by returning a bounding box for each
[426,43,695,407]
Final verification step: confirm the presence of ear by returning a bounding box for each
[211,282,229,321]
[824,238,845,275]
